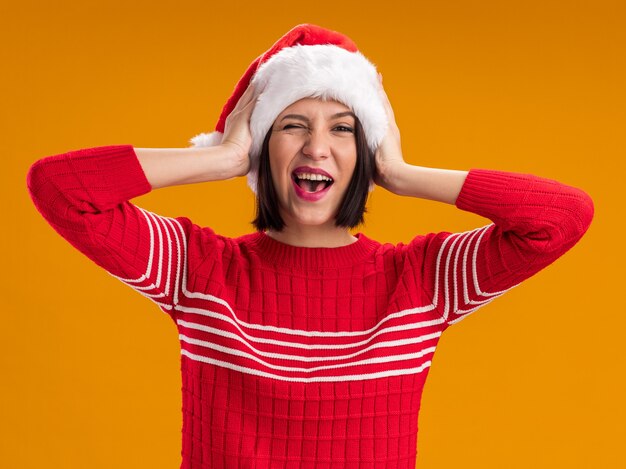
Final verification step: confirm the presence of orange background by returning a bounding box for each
[3,1,624,467]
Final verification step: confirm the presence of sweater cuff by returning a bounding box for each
[67,144,153,208]
[454,168,539,224]
[456,169,510,209]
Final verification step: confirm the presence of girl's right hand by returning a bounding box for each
[220,83,257,177]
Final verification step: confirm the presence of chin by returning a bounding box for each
[284,208,336,228]
[294,215,334,227]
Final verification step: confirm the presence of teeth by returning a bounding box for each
[295,172,333,182]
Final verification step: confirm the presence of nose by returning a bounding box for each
[302,129,330,160]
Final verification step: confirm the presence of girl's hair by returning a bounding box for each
[252,116,374,232]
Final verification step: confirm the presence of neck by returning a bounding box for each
[266,224,357,248]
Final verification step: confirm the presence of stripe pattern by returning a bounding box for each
[106,206,185,312]
[433,224,520,326]
[105,205,516,383]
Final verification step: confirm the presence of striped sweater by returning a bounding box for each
[26,145,594,468]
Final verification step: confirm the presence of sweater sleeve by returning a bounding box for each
[26,145,195,318]
[407,168,595,331]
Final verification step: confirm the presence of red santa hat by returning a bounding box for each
[189,23,388,193]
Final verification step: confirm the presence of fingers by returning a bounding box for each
[222,83,256,156]
[227,83,256,120]
[236,83,257,111]
[225,84,257,131]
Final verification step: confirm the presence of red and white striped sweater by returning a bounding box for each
[26,145,594,468]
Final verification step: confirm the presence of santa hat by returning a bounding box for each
[189,23,388,193]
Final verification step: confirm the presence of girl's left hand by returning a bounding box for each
[373,74,407,193]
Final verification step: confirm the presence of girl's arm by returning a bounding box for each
[372,74,468,205]
[378,164,469,205]
[134,82,257,189]
[133,145,248,189]
[406,168,594,330]
[26,145,199,317]
[374,76,594,330]
[26,84,257,318]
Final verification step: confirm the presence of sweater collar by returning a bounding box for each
[242,231,378,269]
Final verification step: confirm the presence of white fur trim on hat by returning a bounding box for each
[189,130,223,148]
[190,43,387,193]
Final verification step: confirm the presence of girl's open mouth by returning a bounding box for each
[293,173,333,192]
[291,172,334,201]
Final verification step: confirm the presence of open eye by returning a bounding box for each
[334,125,354,133]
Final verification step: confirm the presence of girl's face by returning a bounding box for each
[268,98,358,230]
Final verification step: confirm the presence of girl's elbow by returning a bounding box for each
[572,187,595,237]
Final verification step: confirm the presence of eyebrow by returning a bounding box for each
[280,111,356,122]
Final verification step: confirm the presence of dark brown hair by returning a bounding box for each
[252,116,374,232]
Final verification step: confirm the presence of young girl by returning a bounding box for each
[27,24,594,468]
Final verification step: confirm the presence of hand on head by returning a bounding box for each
[373,73,406,192]
[221,83,257,176]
